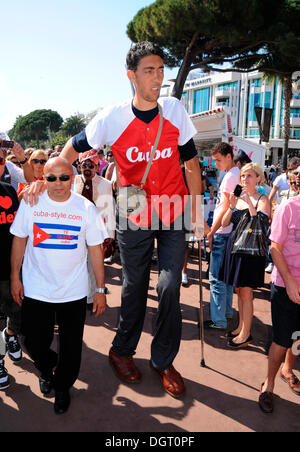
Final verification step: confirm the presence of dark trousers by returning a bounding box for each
[21,297,86,391]
[112,223,187,371]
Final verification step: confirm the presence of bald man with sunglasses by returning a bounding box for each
[10,157,109,414]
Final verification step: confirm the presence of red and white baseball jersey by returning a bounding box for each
[85,97,197,226]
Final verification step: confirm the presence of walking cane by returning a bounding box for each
[198,238,206,368]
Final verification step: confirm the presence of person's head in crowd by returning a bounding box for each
[29,150,48,179]
[49,151,61,159]
[98,148,105,160]
[24,148,35,159]
[105,148,114,163]
[287,169,298,193]
[6,154,21,167]
[43,157,74,202]
[288,157,300,171]
[240,162,265,190]
[79,150,99,181]
[211,142,234,172]
[54,145,62,154]
[234,149,252,169]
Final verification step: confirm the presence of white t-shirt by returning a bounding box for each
[5,160,26,191]
[274,173,289,202]
[10,191,108,303]
[213,166,240,234]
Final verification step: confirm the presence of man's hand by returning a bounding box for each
[23,179,47,206]
[92,293,107,317]
[207,231,214,252]
[10,276,24,306]
[11,141,26,162]
[286,277,300,305]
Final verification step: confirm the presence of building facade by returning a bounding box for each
[162,71,300,164]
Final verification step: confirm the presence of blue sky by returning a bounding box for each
[1,0,178,133]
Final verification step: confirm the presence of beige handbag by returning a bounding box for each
[116,104,163,217]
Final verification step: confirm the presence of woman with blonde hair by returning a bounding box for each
[219,162,271,348]
[17,149,48,201]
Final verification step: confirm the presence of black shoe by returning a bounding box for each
[203,320,226,330]
[228,335,253,349]
[54,390,70,414]
[226,330,239,339]
[39,375,53,395]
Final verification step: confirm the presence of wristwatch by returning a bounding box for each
[18,158,28,165]
[95,287,108,294]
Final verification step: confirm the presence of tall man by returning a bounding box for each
[10,157,108,414]
[58,42,205,398]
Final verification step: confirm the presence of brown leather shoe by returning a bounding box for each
[150,361,186,398]
[258,383,274,414]
[109,348,141,384]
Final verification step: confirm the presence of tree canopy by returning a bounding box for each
[11,109,63,147]
[127,0,300,99]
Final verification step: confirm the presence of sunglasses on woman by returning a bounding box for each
[32,159,47,165]
[0,157,5,166]
[45,175,71,182]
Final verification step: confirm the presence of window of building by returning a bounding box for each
[193,88,210,114]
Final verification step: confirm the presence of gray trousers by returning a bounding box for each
[112,220,187,371]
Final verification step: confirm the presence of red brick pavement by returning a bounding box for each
[0,245,299,432]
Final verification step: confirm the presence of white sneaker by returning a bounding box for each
[2,329,22,362]
[182,272,188,286]
[265,263,274,274]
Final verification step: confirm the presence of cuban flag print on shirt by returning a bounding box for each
[33,222,81,250]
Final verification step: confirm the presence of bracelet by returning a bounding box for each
[18,158,28,165]
[229,206,235,211]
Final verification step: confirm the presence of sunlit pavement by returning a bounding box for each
[0,245,299,432]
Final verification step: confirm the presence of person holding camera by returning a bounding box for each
[0,138,34,191]
[219,163,271,348]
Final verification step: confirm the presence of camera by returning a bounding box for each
[233,184,243,197]
[0,140,14,149]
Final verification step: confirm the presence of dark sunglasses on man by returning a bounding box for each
[45,175,71,182]
[81,162,96,170]
[32,159,47,165]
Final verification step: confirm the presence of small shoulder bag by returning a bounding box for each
[116,104,163,217]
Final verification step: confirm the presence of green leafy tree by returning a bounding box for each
[60,113,87,137]
[12,109,63,148]
[127,0,287,99]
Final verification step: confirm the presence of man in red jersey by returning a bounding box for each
[26,42,206,398]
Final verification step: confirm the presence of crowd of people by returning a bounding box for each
[0,41,299,421]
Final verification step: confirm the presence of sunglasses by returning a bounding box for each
[290,181,297,185]
[292,171,299,176]
[32,159,47,165]
[0,157,5,166]
[45,174,71,182]
[81,162,95,169]
[107,153,113,157]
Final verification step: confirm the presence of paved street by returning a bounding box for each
[0,244,299,432]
